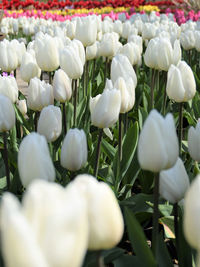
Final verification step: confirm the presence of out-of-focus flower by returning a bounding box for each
[53,69,72,103]
[0,75,18,103]
[0,94,15,132]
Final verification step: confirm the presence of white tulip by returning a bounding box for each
[188,121,200,162]
[53,69,72,103]
[0,75,18,103]
[0,94,15,132]
[18,132,55,187]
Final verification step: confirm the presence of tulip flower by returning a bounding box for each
[184,175,200,251]
[118,42,141,66]
[0,193,49,267]
[16,99,27,116]
[66,21,76,40]
[111,54,137,86]
[98,32,121,58]
[0,94,15,132]
[180,30,195,50]
[86,42,98,61]
[20,50,41,83]
[37,105,62,143]
[0,39,18,72]
[18,132,55,187]
[138,109,179,172]
[27,77,54,112]
[60,45,83,80]
[90,88,121,129]
[75,16,97,47]
[23,180,89,267]
[10,39,26,67]
[188,121,200,162]
[53,69,72,103]
[34,34,60,72]
[0,75,18,103]
[159,157,190,203]
[69,174,124,250]
[61,128,87,171]
[166,61,196,103]
[144,37,181,71]
[142,22,157,40]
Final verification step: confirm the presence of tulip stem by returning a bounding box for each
[62,102,67,135]
[119,113,123,162]
[92,59,96,84]
[40,71,43,81]
[152,172,160,257]
[3,132,10,190]
[94,128,103,178]
[34,111,38,132]
[178,102,183,155]
[49,72,52,84]
[96,251,105,267]
[173,203,179,254]
[162,73,168,115]
[85,61,89,96]
[73,79,78,127]
[150,69,156,110]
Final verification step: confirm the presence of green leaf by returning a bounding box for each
[113,255,141,267]
[124,207,156,267]
[159,216,175,239]
[77,96,87,127]
[157,232,174,267]
[101,138,116,161]
[103,247,125,264]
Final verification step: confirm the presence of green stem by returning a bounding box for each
[34,111,38,132]
[124,113,128,134]
[92,59,96,84]
[178,102,183,155]
[62,102,67,135]
[94,129,103,178]
[152,172,160,257]
[49,72,52,84]
[119,114,123,162]
[96,251,105,267]
[150,69,156,110]
[3,132,10,191]
[85,61,89,96]
[173,203,178,254]
[162,72,168,115]
[40,71,43,81]
[73,79,78,127]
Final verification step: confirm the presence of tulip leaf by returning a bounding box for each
[77,96,87,127]
[101,138,116,161]
[124,207,156,267]
[156,232,174,267]
[113,255,141,267]
[113,122,139,189]
[159,216,175,239]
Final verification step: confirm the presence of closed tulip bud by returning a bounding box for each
[0,94,15,132]
[159,157,190,203]
[113,20,122,36]
[184,175,200,250]
[138,109,179,172]
[111,54,137,85]
[20,50,41,83]
[70,39,85,66]
[53,69,72,103]
[142,23,157,40]
[128,35,143,54]
[0,193,48,267]
[121,21,131,39]
[35,35,59,72]
[0,75,18,103]
[18,132,55,187]
[188,121,200,162]
[27,78,54,111]
[10,39,26,67]
[98,33,119,58]
[17,99,27,116]
[180,30,195,50]
[166,61,196,102]
[86,42,98,61]
[0,39,18,72]
[61,129,87,171]
[119,42,141,66]
[37,105,62,143]
[114,76,136,113]
[66,21,76,40]
[60,46,83,79]
[70,174,124,250]
[75,16,97,47]
[90,89,121,128]
[144,37,181,71]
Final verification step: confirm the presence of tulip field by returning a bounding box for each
[1,0,200,266]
